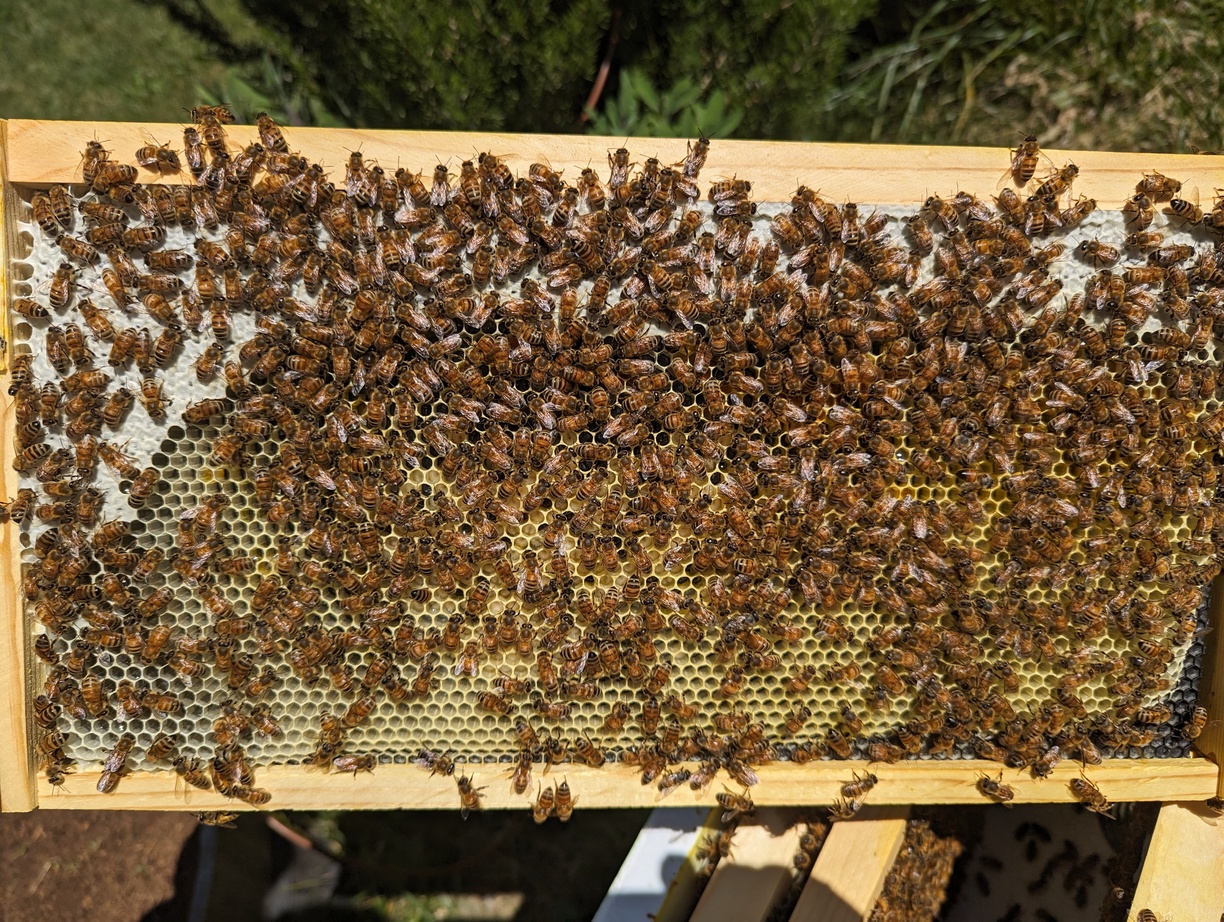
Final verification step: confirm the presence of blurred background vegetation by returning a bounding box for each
[3,0,1224,151]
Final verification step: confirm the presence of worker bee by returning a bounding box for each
[1168,196,1204,224]
[135,140,180,173]
[99,387,135,429]
[1008,134,1043,185]
[138,375,170,420]
[603,702,632,733]
[49,262,80,310]
[457,774,485,819]
[1069,776,1113,817]
[715,787,755,824]
[550,776,576,821]
[829,797,863,822]
[415,748,456,777]
[332,753,377,776]
[1137,171,1182,201]
[1184,706,1208,740]
[976,772,1015,805]
[1076,239,1119,265]
[841,771,879,799]
[127,467,161,507]
[532,783,555,823]
[1032,163,1078,198]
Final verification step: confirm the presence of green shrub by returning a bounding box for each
[242,0,612,131]
[613,0,877,139]
[585,69,743,138]
[239,0,875,137]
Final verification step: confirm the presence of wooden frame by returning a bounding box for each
[2,119,1224,815]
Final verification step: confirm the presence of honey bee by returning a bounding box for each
[429,163,451,207]
[135,140,180,173]
[457,774,485,819]
[97,733,136,794]
[146,732,181,764]
[1076,239,1119,265]
[533,783,556,823]
[976,772,1015,805]
[829,797,864,822]
[1184,706,1208,740]
[171,756,213,794]
[603,702,632,733]
[127,467,161,507]
[332,753,377,776]
[49,262,80,310]
[1008,135,1042,186]
[1168,196,1203,224]
[194,811,240,828]
[1137,171,1182,201]
[1123,192,1156,229]
[1032,163,1078,199]
[841,771,879,799]
[554,777,576,821]
[100,387,135,429]
[1068,776,1113,817]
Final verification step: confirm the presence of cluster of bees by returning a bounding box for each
[870,819,963,922]
[11,109,1224,817]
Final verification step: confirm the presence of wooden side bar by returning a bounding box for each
[1195,572,1224,797]
[5,118,1224,207]
[689,809,806,922]
[791,807,910,922]
[29,757,1218,812]
[0,118,37,812]
[1129,801,1224,921]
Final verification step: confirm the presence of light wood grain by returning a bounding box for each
[30,757,1219,811]
[1129,801,1224,921]
[689,809,805,922]
[6,118,1224,207]
[791,807,910,922]
[0,118,37,813]
[1195,572,1224,797]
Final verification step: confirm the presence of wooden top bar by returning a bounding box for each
[6,118,1224,207]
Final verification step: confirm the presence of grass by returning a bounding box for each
[826,0,1224,151]
[0,0,233,122]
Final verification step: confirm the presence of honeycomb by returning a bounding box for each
[9,118,1224,808]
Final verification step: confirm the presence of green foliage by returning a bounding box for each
[241,0,611,132]
[7,0,1223,153]
[613,0,878,139]
[195,53,344,127]
[585,68,743,138]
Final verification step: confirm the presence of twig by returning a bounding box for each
[581,8,622,125]
[267,814,316,851]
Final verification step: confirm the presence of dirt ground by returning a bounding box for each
[0,806,647,922]
[0,810,199,922]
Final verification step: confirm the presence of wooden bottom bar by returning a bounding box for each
[1129,801,1224,922]
[791,807,910,922]
[24,757,1219,813]
[689,809,806,922]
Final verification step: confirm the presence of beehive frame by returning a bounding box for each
[2,120,1224,815]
